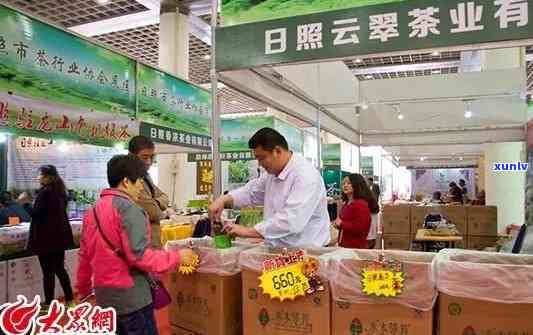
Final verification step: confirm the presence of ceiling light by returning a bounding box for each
[355,58,363,63]
[420,157,425,161]
[397,113,404,120]
[231,100,238,104]
[464,111,472,118]
[431,69,441,74]
[203,54,211,60]
[361,103,369,110]
[96,0,111,4]
[459,157,464,161]
[365,75,373,80]
[432,51,441,56]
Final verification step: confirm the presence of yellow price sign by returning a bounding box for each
[361,269,404,297]
[259,262,310,302]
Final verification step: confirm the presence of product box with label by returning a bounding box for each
[7,256,44,302]
[434,250,533,335]
[382,234,411,251]
[240,246,334,335]
[382,205,411,235]
[467,206,497,236]
[323,249,437,335]
[0,261,7,304]
[166,237,254,335]
[169,271,242,335]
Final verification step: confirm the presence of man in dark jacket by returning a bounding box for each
[367,177,381,200]
[0,191,30,225]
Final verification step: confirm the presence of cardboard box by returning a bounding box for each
[168,271,242,335]
[382,234,411,251]
[242,269,330,335]
[381,205,411,235]
[7,256,44,302]
[467,206,497,236]
[0,261,7,305]
[439,293,533,334]
[410,206,430,233]
[332,300,433,335]
[467,235,499,251]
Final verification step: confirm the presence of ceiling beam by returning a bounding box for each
[363,127,524,146]
[69,0,212,45]
[351,60,461,76]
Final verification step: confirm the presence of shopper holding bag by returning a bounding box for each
[77,155,195,335]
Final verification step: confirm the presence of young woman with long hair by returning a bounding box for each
[335,173,380,249]
[27,165,75,309]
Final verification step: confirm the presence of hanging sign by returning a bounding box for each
[216,0,533,71]
[361,255,404,297]
[196,160,213,195]
[0,4,137,146]
[140,122,211,149]
[187,151,255,162]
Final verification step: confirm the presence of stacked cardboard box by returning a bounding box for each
[325,249,437,335]
[381,205,411,250]
[466,206,498,251]
[240,247,333,335]
[167,238,253,335]
[435,250,533,334]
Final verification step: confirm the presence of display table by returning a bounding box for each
[414,229,463,251]
[0,220,82,261]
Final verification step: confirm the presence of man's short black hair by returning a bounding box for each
[0,191,12,206]
[128,135,155,154]
[368,177,374,182]
[459,179,466,185]
[248,127,289,151]
[107,155,146,188]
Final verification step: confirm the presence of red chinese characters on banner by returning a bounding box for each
[36,300,65,333]
[262,250,305,272]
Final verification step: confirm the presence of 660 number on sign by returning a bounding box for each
[272,272,296,290]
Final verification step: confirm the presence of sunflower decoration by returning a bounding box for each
[178,251,200,275]
[302,257,325,295]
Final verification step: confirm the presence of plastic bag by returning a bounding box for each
[165,237,256,276]
[238,245,337,273]
[432,249,533,304]
[320,249,437,311]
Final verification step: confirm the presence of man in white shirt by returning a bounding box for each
[208,128,330,248]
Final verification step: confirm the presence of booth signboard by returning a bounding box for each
[187,151,256,162]
[196,160,213,195]
[137,63,211,138]
[140,122,211,150]
[221,115,304,153]
[217,0,533,71]
[322,143,341,167]
[0,4,137,146]
[361,156,374,177]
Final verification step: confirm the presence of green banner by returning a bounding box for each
[140,122,211,149]
[137,63,211,137]
[221,116,274,152]
[222,0,405,26]
[0,4,137,146]
[322,143,341,167]
[361,156,374,177]
[217,0,533,70]
[274,118,304,154]
[323,167,341,196]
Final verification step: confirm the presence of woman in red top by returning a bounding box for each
[335,173,379,249]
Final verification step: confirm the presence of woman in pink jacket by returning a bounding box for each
[77,155,194,335]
